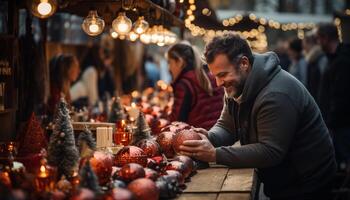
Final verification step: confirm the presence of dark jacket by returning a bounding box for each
[319,43,350,129]
[208,52,336,198]
[170,69,224,130]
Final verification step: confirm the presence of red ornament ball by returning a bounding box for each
[118,163,145,183]
[144,168,159,181]
[127,178,159,200]
[161,121,191,134]
[156,131,176,158]
[104,188,134,200]
[90,151,114,185]
[165,161,187,178]
[173,129,202,153]
[173,155,194,178]
[114,146,148,167]
[135,139,161,158]
[70,188,95,200]
[164,170,185,185]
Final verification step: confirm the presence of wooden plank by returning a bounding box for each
[217,193,250,200]
[176,193,217,200]
[221,169,254,192]
[184,168,229,192]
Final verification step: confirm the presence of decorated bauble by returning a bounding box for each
[144,168,158,181]
[165,161,187,178]
[135,139,161,158]
[156,132,176,158]
[146,156,167,172]
[173,155,194,178]
[156,176,181,199]
[114,146,148,167]
[127,178,159,200]
[108,179,126,189]
[161,121,191,133]
[89,151,114,185]
[164,170,185,185]
[173,129,202,153]
[103,187,134,200]
[70,188,95,200]
[111,167,122,180]
[118,163,145,183]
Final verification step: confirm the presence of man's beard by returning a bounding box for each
[224,74,246,99]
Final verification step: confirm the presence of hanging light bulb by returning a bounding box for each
[82,10,105,36]
[110,28,119,39]
[128,31,139,41]
[140,31,151,44]
[30,0,57,18]
[133,16,149,35]
[112,12,132,35]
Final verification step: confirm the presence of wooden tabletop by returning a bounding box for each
[176,164,256,200]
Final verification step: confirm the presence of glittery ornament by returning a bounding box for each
[144,168,159,181]
[160,121,191,133]
[104,187,134,200]
[163,170,185,185]
[165,161,187,178]
[173,155,195,178]
[117,163,145,183]
[114,146,147,167]
[135,139,161,158]
[156,131,176,158]
[173,129,201,154]
[89,151,113,185]
[127,178,159,200]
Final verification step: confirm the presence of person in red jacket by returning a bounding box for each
[47,54,80,117]
[166,42,224,130]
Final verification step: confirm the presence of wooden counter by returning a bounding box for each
[177,164,257,200]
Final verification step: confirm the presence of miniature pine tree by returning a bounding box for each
[108,97,125,123]
[131,111,152,145]
[77,126,96,158]
[79,160,101,194]
[18,112,48,156]
[47,98,79,179]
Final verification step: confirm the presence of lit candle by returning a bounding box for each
[128,103,139,119]
[70,171,80,191]
[35,164,50,192]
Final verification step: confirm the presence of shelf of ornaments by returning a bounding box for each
[59,0,184,28]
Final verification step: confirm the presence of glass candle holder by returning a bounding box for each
[35,161,56,192]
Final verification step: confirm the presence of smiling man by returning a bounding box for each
[179,34,336,200]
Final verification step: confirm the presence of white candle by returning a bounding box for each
[128,102,139,119]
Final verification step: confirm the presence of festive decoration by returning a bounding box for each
[173,129,201,154]
[130,112,152,145]
[47,98,79,179]
[18,112,47,156]
[70,188,95,200]
[173,155,195,178]
[164,170,185,185]
[104,187,134,200]
[108,179,126,189]
[57,175,72,193]
[156,176,182,199]
[146,156,167,173]
[165,161,187,178]
[135,139,161,158]
[114,146,147,167]
[77,126,96,158]
[144,168,159,181]
[0,170,11,189]
[156,131,176,158]
[79,161,101,194]
[108,97,125,124]
[35,158,57,192]
[89,151,113,185]
[160,121,191,134]
[114,120,130,146]
[117,163,145,183]
[127,178,159,200]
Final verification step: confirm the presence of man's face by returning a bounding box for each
[208,54,248,98]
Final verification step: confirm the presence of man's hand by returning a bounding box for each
[192,127,209,138]
[179,133,216,162]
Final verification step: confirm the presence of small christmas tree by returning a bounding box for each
[108,97,125,123]
[79,161,101,194]
[18,112,48,156]
[77,126,96,158]
[131,111,152,145]
[48,98,79,179]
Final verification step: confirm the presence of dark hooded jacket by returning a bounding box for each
[208,52,336,198]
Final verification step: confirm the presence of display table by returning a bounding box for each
[177,164,257,200]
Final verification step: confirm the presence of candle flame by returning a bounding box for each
[40,165,46,173]
[131,102,136,108]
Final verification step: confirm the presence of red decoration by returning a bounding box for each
[104,188,134,200]
[18,112,47,156]
[114,146,147,167]
[135,139,161,158]
[161,121,191,134]
[144,168,159,181]
[173,129,201,153]
[173,155,194,178]
[127,178,159,200]
[118,163,145,183]
[15,152,45,174]
[89,151,114,185]
[146,156,167,173]
[156,132,176,158]
[70,188,95,200]
[165,161,187,178]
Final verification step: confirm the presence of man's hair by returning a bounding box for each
[288,38,303,53]
[204,34,254,65]
[317,23,339,41]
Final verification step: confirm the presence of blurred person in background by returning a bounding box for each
[287,38,308,85]
[303,30,328,105]
[144,55,161,87]
[317,23,350,170]
[48,54,80,116]
[166,42,224,130]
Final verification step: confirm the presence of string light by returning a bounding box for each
[81,10,105,36]
[30,0,57,18]
[112,12,132,36]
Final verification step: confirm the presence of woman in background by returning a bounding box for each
[48,54,80,116]
[166,42,224,130]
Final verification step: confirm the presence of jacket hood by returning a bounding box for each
[241,52,281,102]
